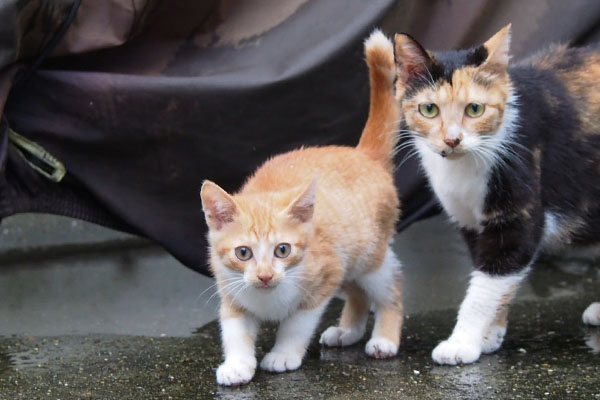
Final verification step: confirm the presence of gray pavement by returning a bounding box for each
[0,213,599,399]
[0,214,135,252]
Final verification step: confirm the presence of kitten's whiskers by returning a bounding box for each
[208,277,245,305]
[229,282,249,306]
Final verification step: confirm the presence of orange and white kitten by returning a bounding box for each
[200,30,402,386]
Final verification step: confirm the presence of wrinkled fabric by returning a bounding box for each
[1,0,600,274]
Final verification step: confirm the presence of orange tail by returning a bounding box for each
[357,29,400,171]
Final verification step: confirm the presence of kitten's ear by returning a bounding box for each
[394,33,433,84]
[286,180,316,223]
[481,24,512,74]
[200,180,238,231]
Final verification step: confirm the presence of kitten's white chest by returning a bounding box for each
[418,145,489,230]
[235,281,302,321]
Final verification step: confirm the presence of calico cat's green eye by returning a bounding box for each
[274,243,291,258]
[235,246,253,261]
[418,103,439,118]
[465,103,485,117]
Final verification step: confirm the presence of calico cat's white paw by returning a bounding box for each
[481,324,506,354]
[319,326,364,347]
[585,331,600,353]
[365,337,398,358]
[260,351,302,373]
[432,339,481,365]
[583,302,600,325]
[216,358,256,386]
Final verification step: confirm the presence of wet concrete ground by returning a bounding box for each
[0,215,599,399]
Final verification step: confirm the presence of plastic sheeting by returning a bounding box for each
[2,0,600,274]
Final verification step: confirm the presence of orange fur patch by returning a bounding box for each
[206,145,400,313]
[371,277,403,346]
[224,146,399,305]
[561,56,600,134]
[338,282,370,328]
[203,32,402,344]
[526,45,600,135]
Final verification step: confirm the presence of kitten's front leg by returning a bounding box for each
[320,282,370,347]
[216,301,259,386]
[432,270,526,365]
[261,303,328,373]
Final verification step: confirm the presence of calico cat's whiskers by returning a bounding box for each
[473,140,507,169]
[397,145,423,169]
[396,129,420,142]
[479,95,527,171]
[468,148,485,169]
[372,125,405,160]
[393,141,416,154]
[395,130,427,169]
[477,132,527,172]
[496,133,532,158]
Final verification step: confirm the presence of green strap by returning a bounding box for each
[8,128,66,183]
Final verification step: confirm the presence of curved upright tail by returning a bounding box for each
[357,29,400,171]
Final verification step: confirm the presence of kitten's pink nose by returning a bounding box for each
[444,137,461,148]
[257,273,273,284]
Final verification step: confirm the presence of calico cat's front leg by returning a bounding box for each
[583,303,600,325]
[432,270,527,364]
[432,222,540,365]
[481,308,509,354]
[260,302,328,373]
[216,300,259,386]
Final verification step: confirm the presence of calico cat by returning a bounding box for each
[392,24,600,365]
[200,30,403,386]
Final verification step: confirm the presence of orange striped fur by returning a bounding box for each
[201,30,403,386]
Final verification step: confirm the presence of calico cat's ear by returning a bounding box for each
[481,24,512,74]
[393,33,433,84]
[200,180,238,231]
[286,179,316,223]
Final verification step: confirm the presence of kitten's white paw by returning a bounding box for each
[432,339,481,365]
[583,302,600,325]
[365,337,398,359]
[320,326,364,347]
[481,324,506,354]
[216,358,256,386]
[260,351,302,373]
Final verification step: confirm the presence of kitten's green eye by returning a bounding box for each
[274,243,291,258]
[235,246,253,261]
[465,103,485,117]
[418,103,439,118]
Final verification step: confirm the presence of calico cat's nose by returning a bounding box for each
[444,137,461,148]
[257,273,273,284]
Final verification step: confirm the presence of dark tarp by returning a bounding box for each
[2,0,600,275]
